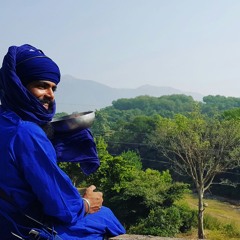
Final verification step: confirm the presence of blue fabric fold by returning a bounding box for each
[51,128,100,175]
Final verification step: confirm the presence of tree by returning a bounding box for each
[83,137,188,231]
[84,137,142,197]
[148,111,240,239]
[115,168,188,227]
[222,107,240,120]
[107,115,158,156]
[90,110,112,137]
[54,112,68,118]
[58,162,84,187]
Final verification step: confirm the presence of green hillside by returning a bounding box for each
[177,194,240,240]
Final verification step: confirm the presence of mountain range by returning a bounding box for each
[54,75,204,114]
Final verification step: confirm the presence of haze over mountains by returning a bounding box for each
[55,75,204,114]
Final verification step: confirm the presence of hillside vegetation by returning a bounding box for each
[176,194,240,239]
[57,94,240,239]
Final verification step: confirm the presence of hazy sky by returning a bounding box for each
[1,0,240,97]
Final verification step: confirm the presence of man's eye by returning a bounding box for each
[37,83,48,89]
[37,86,45,89]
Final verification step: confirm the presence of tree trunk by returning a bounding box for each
[197,188,205,239]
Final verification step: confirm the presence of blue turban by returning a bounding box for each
[0,44,61,125]
[16,45,60,86]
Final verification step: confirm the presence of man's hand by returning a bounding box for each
[83,185,103,214]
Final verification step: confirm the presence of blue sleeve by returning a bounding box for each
[10,121,85,223]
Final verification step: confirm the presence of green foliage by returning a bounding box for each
[57,94,240,238]
[58,162,84,187]
[177,203,198,233]
[120,169,188,209]
[92,94,240,176]
[203,214,240,238]
[111,94,196,118]
[222,223,240,238]
[79,138,189,229]
[54,112,68,118]
[84,137,141,194]
[129,206,182,236]
[149,110,240,189]
[107,114,158,156]
[129,205,197,237]
[117,169,188,226]
[120,151,142,170]
[222,107,240,120]
[203,95,240,110]
[147,110,240,238]
[204,214,222,230]
[90,110,112,137]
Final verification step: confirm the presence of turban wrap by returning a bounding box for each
[16,46,60,86]
[0,44,60,124]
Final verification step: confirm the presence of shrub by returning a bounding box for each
[204,214,240,239]
[204,214,222,230]
[129,206,182,237]
[222,223,240,238]
[177,203,197,233]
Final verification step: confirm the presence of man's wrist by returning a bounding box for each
[82,198,90,215]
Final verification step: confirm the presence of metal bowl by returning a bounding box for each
[51,111,95,133]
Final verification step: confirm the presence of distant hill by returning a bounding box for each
[55,75,204,114]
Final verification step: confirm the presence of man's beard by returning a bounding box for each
[41,122,55,139]
[39,99,54,112]
[39,99,55,138]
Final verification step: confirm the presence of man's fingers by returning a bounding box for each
[87,185,96,192]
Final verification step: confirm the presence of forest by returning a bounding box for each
[56,94,240,240]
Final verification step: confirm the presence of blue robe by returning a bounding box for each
[0,108,126,239]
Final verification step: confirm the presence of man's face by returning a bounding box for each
[26,80,57,110]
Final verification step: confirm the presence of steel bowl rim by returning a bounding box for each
[52,111,95,123]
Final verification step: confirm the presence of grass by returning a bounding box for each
[176,193,240,239]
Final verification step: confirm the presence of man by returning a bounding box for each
[0,44,125,239]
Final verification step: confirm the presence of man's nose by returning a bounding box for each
[45,88,55,100]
